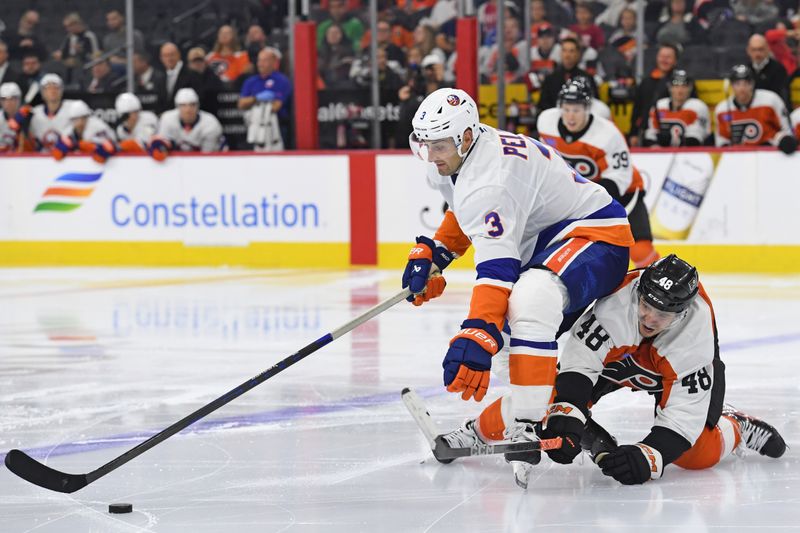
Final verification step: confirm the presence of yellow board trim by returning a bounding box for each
[379,243,800,273]
[0,241,351,268]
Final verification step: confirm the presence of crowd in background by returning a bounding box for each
[1,0,800,155]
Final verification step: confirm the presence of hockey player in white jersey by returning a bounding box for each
[51,100,116,161]
[402,88,634,487]
[0,82,24,152]
[714,64,797,154]
[26,74,77,151]
[537,80,658,267]
[644,69,710,147]
[115,92,158,145]
[150,88,224,160]
[541,255,786,484]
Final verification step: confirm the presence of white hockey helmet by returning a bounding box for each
[115,92,142,114]
[0,82,22,99]
[40,73,64,88]
[174,87,199,106]
[411,88,481,159]
[68,100,92,120]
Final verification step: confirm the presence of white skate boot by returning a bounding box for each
[434,419,483,464]
[503,419,541,489]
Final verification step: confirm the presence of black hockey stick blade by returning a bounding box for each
[4,450,87,494]
[431,435,563,461]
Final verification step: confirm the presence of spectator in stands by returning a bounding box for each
[239,47,292,149]
[765,22,799,77]
[395,53,446,148]
[244,24,268,66]
[413,25,443,63]
[102,9,144,68]
[18,52,43,106]
[482,16,525,83]
[318,24,357,89]
[529,0,553,46]
[570,2,605,50]
[317,0,365,54]
[54,13,100,86]
[528,25,562,89]
[0,41,21,87]
[377,20,407,66]
[597,0,636,28]
[187,47,223,115]
[155,88,225,154]
[207,25,252,86]
[733,0,779,30]
[656,0,708,46]
[157,42,202,113]
[85,55,124,95]
[747,33,790,106]
[629,43,679,145]
[608,8,638,64]
[538,37,597,111]
[478,1,521,46]
[4,10,46,62]
[133,52,164,94]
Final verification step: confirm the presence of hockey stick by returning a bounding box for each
[401,388,562,463]
[5,288,412,493]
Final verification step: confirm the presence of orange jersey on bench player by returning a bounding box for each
[714,89,793,146]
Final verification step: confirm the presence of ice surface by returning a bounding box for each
[1,268,797,532]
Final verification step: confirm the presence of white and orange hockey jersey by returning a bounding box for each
[0,111,17,152]
[116,111,158,145]
[559,271,718,446]
[426,126,634,332]
[714,89,792,146]
[29,100,78,151]
[790,106,800,140]
[65,116,116,144]
[157,109,225,152]
[537,108,645,196]
[645,97,710,146]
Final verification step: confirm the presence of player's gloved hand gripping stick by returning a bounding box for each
[4,288,412,493]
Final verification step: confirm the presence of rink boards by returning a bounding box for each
[0,148,798,272]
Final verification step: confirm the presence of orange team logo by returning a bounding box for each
[446,94,460,106]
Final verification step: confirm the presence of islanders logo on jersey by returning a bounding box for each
[34,172,102,213]
[446,94,460,106]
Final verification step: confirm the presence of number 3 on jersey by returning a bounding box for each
[485,211,504,237]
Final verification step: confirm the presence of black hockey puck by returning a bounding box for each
[108,503,133,514]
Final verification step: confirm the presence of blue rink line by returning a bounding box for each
[0,386,444,464]
[1,332,798,466]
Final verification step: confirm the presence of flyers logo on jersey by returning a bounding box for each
[446,94,461,106]
[659,120,686,138]
[601,356,663,392]
[561,154,599,180]
[730,119,763,144]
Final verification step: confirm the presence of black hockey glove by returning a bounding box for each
[656,131,672,147]
[778,135,798,155]
[597,443,662,485]
[541,402,586,464]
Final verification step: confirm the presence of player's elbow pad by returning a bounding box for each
[597,178,621,201]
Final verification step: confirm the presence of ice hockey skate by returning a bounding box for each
[723,406,787,458]
[503,419,541,489]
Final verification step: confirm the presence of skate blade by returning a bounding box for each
[509,461,532,490]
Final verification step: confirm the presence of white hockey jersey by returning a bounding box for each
[65,116,116,144]
[116,111,158,145]
[157,109,224,152]
[559,271,718,446]
[714,89,792,146]
[644,97,710,145]
[29,100,77,151]
[791,106,800,140]
[426,125,634,330]
[0,111,17,152]
[537,108,644,195]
